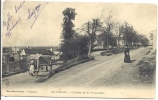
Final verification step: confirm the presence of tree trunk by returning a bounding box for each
[107,35,109,51]
[77,44,80,58]
[87,21,91,57]
[103,42,106,49]
[117,37,120,50]
[88,39,92,57]
[107,26,110,51]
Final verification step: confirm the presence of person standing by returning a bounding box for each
[29,59,35,76]
[124,46,131,63]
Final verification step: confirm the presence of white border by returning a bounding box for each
[1,0,158,100]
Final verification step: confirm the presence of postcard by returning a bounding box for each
[1,0,157,98]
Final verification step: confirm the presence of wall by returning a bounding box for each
[8,61,20,72]
[2,51,29,75]
[19,60,29,70]
[2,64,7,74]
[2,61,20,74]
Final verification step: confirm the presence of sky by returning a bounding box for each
[2,1,157,47]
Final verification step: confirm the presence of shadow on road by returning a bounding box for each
[37,74,48,77]
[131,60,136,63]
[35,72,53,83]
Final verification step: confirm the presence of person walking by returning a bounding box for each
[124,46,131,63]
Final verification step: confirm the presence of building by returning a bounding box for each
[93,39,104,49]
[12,47,20,53]
[20,48,53,61]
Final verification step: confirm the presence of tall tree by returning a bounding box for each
[62,8,77,39]
[114,22,123,49]
[138,34,149,47]
[80,18,102,56]
[98,31,117,49]
[121,22,134,47]
[131,31,139,47]
[103,11,116,51]
[60,8,77,61]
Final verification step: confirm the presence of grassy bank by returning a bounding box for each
[137,49,156,83]
[53,55,94,74]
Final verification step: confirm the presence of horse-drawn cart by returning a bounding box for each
[29,53,61,77]
[29,54,55,76]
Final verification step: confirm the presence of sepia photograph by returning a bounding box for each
[1,0,157,98]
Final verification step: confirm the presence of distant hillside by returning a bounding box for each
[30,46,58,50]
[3,46,59,53]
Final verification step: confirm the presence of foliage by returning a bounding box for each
[60,8,90,61]
[60,34,89,61]
[138,51,156,82]
[120,22,149,47]
[62,8,77,39]
[98,31,117,48]
[102,12,116,50]
[79,18,102,56]
[140,35,150,47]
[60,8,150,61]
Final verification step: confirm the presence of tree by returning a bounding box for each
[60,34,88,60]
[98,31,117,49]
[131,31,140,47]
[108,32,117,47]
[60,8,77,61]
[102,11,116,51]
[114,22,123,49]
[121,22,135,47]
[120,21,149,48]
[138,34,149,47]
[74,34,89,56]
[80,18,102,56]
[62,8,77,39]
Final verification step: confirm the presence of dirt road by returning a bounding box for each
[2,47,154,89]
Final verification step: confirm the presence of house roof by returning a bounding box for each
[23,49,52,55]
[39,56,51,64]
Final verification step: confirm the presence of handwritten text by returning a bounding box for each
[15,1,25,13]
[26,2,48,29]
[3,12,21,37]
